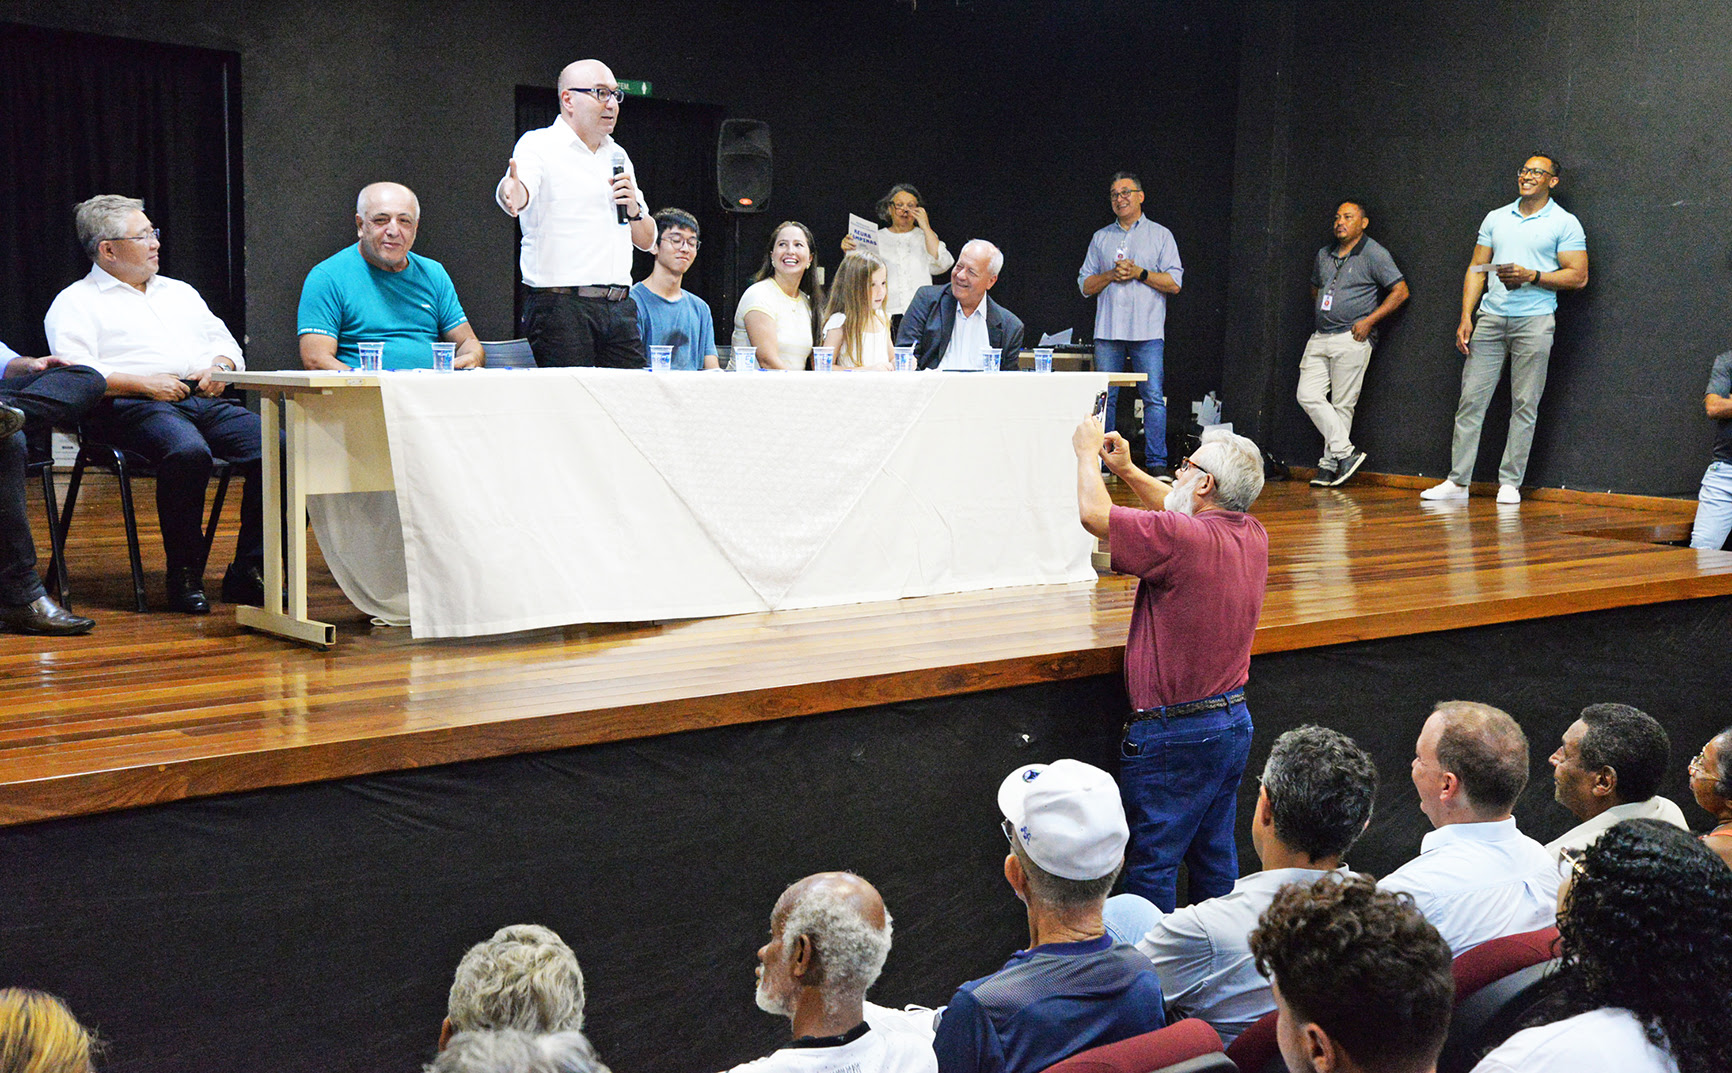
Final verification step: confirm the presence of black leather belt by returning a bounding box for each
[531,285,631,301]
[1126,688,1246,727]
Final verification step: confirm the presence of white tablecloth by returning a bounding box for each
[309,369,1104,638]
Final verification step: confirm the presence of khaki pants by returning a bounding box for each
[1296,330,1373,463]
[1451,313,1555,487]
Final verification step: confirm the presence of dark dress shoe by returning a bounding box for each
[0,402,24,440]
[165,567,210,614]
[0,595,95,636]
[221,562,265,606]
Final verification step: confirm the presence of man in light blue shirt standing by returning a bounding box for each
[1423,154,1588,505]
[1079,173,1183,473]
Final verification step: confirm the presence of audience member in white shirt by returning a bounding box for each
[43,194,262,614]
[1538,704,1687,891]
[496,59,655,368]
[1471,819,1732,1073]
[1378,701,1555,955]
[728,872,935,1073]
[1248,874,1453,1073]
[1103,725,1378,1047]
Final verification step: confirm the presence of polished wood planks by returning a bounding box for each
[3,472,1727,825]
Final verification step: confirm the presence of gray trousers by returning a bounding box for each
[1450,313,1555,487]
[1296,330,1373,463]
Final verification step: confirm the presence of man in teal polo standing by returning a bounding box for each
[1422,154,1588,505]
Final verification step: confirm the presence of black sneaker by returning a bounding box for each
[1328,450,1368,486]
[1309,462,1339,487]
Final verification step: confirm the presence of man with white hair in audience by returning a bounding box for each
[428,1029,609,1073]
[1103,725,1379,1047]
[733,871,932,1073]
[1074,420,1270,914]
[1379,700,1556,955]
[441,924,586,1051]
[895,239,1025,370]
[932,759,1165,1073]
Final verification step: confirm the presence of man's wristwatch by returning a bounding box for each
[626,208,644,221]
[1138,268,1149,282]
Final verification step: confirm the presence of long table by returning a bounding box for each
[219,368,1136,646]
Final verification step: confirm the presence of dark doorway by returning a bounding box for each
[0,22,244,353]
[510,88,727,334]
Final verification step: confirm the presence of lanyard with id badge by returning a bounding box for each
[1319,251,1353,312]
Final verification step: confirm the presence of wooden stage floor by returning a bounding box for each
[4,472,1729,826]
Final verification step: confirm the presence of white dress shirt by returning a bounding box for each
[1377,817,1556,955]
[1532,797,1690,904]
[1137,866,1347,1047]
[1471,1007,1679,1073]
[938,299,992,370]
[44,265,244,379]
[724,1025,937,1073]
[499,119,650,288]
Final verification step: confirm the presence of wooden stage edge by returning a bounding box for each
[5,474,1731,826]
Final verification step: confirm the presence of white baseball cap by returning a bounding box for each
[997,759,1128,881]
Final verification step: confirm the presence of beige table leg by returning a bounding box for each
[236,390,336,647]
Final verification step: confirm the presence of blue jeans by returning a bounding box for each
[1691,460,1732,550]
[1094,338,1166,468]
[1118,697,1252,912]
[1103,893,1166,946]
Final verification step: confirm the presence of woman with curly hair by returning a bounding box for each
[1687,726,1732,868]
[0,988,98,1073]
[1471,818,1732,1073]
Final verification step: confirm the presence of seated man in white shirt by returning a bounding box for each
[1543,703,1688,861]
[1378,700,1555,955]
[44,194,263,613]
[732,871,934,1073]
[895,240,1025,371]
[1102,725,1379,1047]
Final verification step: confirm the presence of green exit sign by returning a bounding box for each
[620,79,653,98]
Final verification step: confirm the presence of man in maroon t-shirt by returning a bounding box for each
[1073,418,1270,911]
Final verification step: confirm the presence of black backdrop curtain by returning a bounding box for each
[0,22,243,355]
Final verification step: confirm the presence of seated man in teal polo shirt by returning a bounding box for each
[298,182,484,371]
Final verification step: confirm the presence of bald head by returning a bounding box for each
[355,182,420,271]
[756,872,892,1026]
[779,872,888,934]
[556,59,620,148]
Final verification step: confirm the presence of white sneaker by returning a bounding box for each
[1420,480,1468,501]
[1496,484,1521,504]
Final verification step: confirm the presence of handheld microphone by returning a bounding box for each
[612,151,628,225]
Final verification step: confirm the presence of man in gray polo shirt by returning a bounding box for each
[1298,200,1408,488]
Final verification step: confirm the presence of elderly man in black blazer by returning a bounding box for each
[896,239,1025,370]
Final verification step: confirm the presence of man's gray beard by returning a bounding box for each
[755,974,793,1017]
[1164,476,1200,515]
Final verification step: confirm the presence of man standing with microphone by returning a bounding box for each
[497,58,656,367]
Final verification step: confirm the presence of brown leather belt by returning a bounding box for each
[530,285,631,301]
[1126,688,1247,727]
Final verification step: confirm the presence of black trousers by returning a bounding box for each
[0,365,107,605]
[83,394,263,575]
[523,290,646,368]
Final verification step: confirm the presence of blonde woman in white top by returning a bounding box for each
[821,253,893,370]
[841,184,954,326]
[732,220,820,369]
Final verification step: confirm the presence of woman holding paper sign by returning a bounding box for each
[841,183,954,327]
[732,220,820,369]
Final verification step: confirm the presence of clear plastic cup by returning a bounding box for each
[812,347,834,372]
[356,342,384,372]
[734,346,757,372]
[1034,348,1054,373]
[649,345,674,372]
[979,347,999,372]
[431,342,456,372]
[893,346,915,372]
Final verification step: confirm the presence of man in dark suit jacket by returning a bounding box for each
[896,239,1025,370]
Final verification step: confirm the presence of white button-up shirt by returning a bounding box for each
[499,120,649,288]
[1377,817,1556,955]
[1533,796,1690,904]
[1136,867,1347,1047]
[44,264,244,379]
[1471,1008,1680,1073]
[939,299,992,370]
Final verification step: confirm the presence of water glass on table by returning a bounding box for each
[734,346,757,372]
[979,347,999,373]
[812,347,834,372]
[893,346,916,372]
[431,342,455,372]
[649,345,674,373]
[1034,348,1054,373]
[356,342,383,372]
